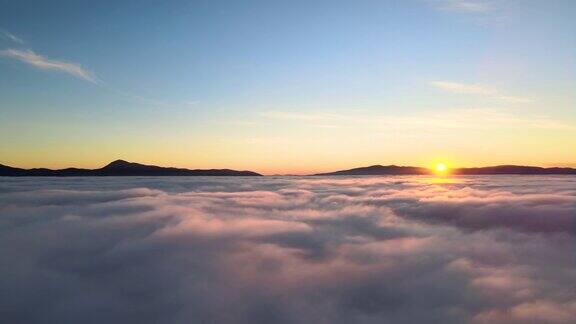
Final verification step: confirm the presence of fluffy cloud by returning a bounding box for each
[0,176,575,323]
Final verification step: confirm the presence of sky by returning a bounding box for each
[0,0,575,174]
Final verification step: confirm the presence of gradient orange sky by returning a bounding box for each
[1,1,574,175]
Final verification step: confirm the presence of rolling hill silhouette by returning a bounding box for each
[314,164,576,176]
[0,160,262,177]
[2,161,575,177]
[314,165,430,176]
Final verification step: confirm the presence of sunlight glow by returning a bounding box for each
[435,163,447,174]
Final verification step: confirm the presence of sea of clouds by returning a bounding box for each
[0,175,575,324]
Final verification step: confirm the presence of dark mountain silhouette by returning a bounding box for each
[0,164,28,176]
[0,160,262,177]
[314,165,431,176]
[3,161,575,177]
[453,165,576,175]
[314,164,576,176]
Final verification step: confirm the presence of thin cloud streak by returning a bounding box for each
[0,30,24,44]
[431,81,533,104]
[437,0,493,12]
[261,111,344,121]
[431,81,496,95]
[0,48,98,83]
[1,47,197,106]
[261,108,571,131]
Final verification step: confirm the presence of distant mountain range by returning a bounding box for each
[2,161,575,177]
[0,160,262,177]
[314,165,429,176]
[314,165,576,176]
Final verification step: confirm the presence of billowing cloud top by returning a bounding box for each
[0,176,575,323]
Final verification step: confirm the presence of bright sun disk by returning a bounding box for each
[435,163,447,173]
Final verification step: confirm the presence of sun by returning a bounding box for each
[435,163,447,173]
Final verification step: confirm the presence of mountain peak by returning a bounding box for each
[103,159,135,168]
[0,160,262,177]
[314,164,429,176]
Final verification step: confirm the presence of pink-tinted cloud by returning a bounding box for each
[0,175,574,323]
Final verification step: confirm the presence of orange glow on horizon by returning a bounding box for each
[3,155,575,176]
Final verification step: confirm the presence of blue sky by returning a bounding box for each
[1,0,575,173]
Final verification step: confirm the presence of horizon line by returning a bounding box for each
[2,159,576,176]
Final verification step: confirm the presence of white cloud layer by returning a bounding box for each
[0,176,575,323]
[0,48,97,83]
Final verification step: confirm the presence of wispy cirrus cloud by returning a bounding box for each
[431,81,496,95]
[0,30,24,44]
[0,48,98,83]
[260,111,343,121]
[261,107,570,131]
[431,1,512,27]
[436,0,493,12]
[431,81,533,104]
